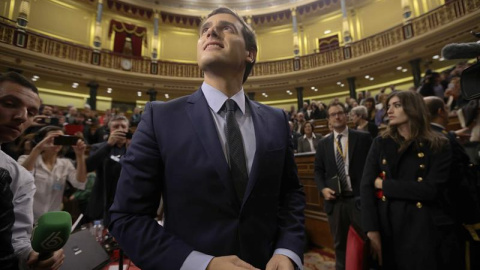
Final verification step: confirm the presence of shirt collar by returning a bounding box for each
[431,122,446,130]
[201,82,246,114]
[333,127,349,139]
[303,133,317,139]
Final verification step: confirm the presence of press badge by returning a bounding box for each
[53,182,63,191]
[110,155,121,162]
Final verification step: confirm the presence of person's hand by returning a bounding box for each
[374,177,383,189]
[27,249,65,270]
[367,231,382,266]
[207,256,260,270]
[107,130,127,146]
[72,139,86,156]
[266,254,294,270]
[33,133,58,152]
[321,188,336,200]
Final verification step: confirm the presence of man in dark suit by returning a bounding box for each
[85,115,130,226]
[314,102,372,270]
[109,7,305,270]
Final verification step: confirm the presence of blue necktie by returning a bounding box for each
[225,99,248,201]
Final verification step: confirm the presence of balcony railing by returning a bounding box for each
[0,0,478,78]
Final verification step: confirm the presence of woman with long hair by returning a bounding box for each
[360,91,460,269]
[18,125,87,221]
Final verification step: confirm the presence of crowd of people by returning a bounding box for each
[1,6,478,270]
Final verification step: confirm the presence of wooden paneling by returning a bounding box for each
[295,153,334,249]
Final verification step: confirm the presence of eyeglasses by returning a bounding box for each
[329,112,345,118]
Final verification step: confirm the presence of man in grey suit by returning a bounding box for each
[314,102,372,270]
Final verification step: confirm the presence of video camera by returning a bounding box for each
[442,31,480,100]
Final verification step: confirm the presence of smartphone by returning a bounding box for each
[53,135,80,145]
[125,131,133,139]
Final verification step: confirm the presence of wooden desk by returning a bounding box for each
[295,153,334,249]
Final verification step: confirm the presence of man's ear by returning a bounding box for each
[246,50,257,63]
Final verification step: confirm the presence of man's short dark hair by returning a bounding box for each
[424,96,445,120]
[0,72,38,94]
[327,102,346,116]
[109,115,129,128]
[205,7,257,84]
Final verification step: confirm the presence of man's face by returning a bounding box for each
[42,105,53,116]
[0,81,40,143]
[297,112,305,122]
[328,105,347,130]
[109,120,129,133]
[197,13,250,76]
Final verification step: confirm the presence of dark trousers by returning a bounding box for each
[327,197,361,270]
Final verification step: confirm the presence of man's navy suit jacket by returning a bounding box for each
[109,89,306,269]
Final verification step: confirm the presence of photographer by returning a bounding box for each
[85,115,131,226]
[18,125,87,221]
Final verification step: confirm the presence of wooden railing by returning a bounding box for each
[0,0,478,78]
[295,153,334,249]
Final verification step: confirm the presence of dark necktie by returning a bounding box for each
[335,134,349,192]
[225,99,248,201]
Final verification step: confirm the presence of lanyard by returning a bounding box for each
[335,137,348,160]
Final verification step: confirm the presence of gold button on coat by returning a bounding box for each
[416,202,422,208]
[418,153,424,158]
[419,164,425,169]
[417,177,423,182]
[382,196,386,201]
[382,159,387,165]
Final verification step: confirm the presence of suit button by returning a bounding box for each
[416,202,422,208]
[418,152,424,158]
[382,196,386,201]
[419,164,425,169]
[419,142,424,147]
[382,159,387,165]
[417,177,423,182]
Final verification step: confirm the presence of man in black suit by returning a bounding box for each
[85,115,130,226]
[314,102,372,270]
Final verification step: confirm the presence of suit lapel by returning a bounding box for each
[348,129,357,164]
[186,89,230,186]
[242,98,265,208]
[326,134,336,168]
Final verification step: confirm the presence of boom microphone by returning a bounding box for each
[441,42,480,60]
[31,211,71,261]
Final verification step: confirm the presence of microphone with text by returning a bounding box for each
[31,211,72,261]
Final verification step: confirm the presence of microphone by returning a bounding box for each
[31,211,72,261]
[441,42,480,60]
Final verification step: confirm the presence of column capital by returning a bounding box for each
[290,7,297,16]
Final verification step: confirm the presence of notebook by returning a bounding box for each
[60,229,110,270]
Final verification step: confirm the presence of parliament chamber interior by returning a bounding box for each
[1,0,479,269]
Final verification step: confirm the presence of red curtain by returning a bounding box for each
[109,20,147,57]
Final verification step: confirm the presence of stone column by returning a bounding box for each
[152,11,159,61]
[347,77,356,99]
[87,81,99,111]
[296,87,304,111]
[147,88,157,101]
[402,0,413,23]
[409,58,422,88]
[93,0,103,49]
[340,0,352,44]
[291,8,300,57]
